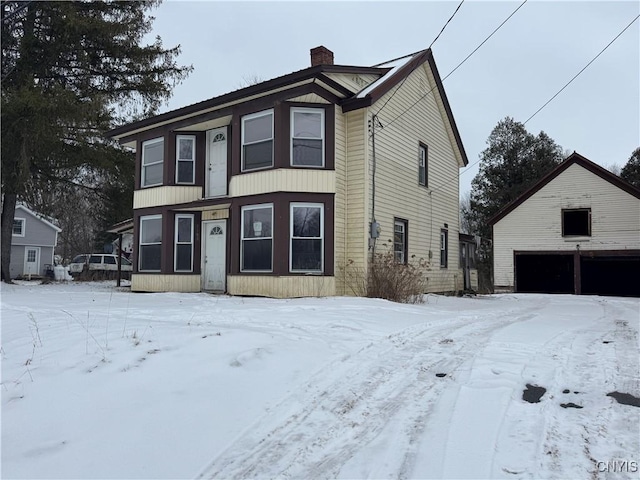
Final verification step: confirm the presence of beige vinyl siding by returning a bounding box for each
[229,169,335,197]
[286,93,330,104]
[342,109,370,294]
[134,186,202,209]
[324,73,381,93]
[368,62,462,293]
[334,106,347,294]
[202,208,230,221]
[228,276,335,298]
[132,274,200,292]
[493,163,640,288]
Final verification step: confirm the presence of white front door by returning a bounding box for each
[202,220,226,291]
[24,247,40,276]
[206,127,227,198]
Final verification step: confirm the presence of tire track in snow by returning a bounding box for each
[196,301,547,480]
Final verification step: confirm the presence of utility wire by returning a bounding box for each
[381,0,528,131]
[429,0,465,49]
[524,14,640,125]
[427,11,640,197]
[373,0,465,118]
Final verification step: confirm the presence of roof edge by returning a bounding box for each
[15,204,62,232]
[489,152,640,225]
[107,64,389,139]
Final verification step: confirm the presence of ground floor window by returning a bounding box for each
[175,214,194,272]
[241,204,273,271]
[394,218,408,264]
[440,229,448,268]
[290,203,323,272]
[139,215,162,271]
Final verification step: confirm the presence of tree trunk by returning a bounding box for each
[1,193,17,283]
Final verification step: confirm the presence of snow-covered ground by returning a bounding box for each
[1,282,639,479]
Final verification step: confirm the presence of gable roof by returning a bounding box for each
[489,152,640,225]
[106,48,467,165]
[15,204,62,232]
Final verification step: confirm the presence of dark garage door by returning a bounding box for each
[515,254,574,294]
[515,252,640,297]
[581,256,640,297]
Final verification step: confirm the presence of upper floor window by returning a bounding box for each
[241,204,273,271]
[12,218,25,237]
[291,108,324,167]
[394,219,408,264]
[290,203,323,272]
[419,144,428,186]
[242,110,273,171]
[139,215,162,272]
[141,138,164,187]
[175,214,194,272]
[176,135,196,184]
[562,208,591,236]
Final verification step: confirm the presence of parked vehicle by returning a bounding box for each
[69,254,132,279]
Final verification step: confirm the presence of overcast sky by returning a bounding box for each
[148,0,639,195]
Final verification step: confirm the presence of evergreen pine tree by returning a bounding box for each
[1,1,191,281]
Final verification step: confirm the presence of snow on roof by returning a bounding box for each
[356,54,416,99]
[15,204,62,232]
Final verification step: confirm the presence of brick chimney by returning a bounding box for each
[310,46,334,66]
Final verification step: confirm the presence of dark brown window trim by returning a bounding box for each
[133,207,202,275]
[393,217,408,264]
[418,142,428,187]
[231,102,335,177]
[229,193,335,277]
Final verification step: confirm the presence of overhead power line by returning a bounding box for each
[431,12,640,197]
[429,0,465,50]
[374,0,465,118]
[380,0,528,131]
[524,14,640,125]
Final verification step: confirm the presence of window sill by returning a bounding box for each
[563,237,591,242]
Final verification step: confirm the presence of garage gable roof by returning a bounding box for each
[489,152,640,225]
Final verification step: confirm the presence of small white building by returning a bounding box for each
[489,152,640,297]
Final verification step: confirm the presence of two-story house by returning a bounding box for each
[108,46,469,297]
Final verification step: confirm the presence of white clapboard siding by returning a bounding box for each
[134,186,202,209]
[229,169,335,197]
[228,276,336,298]
[493,163,640,288]
[132,274,200,292]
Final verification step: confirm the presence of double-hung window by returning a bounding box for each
[176,135,196,184]
[141,138,164,187]
[394,219,408,264]
[440,229,448,268]
[242,110,273,171]
[241,204,273,271]
[12,218,25,236]
[290,203,323,272]
[174,214,194,272]
[419,144,428,186]
[291,108,324,167]
[139,215,162,271]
